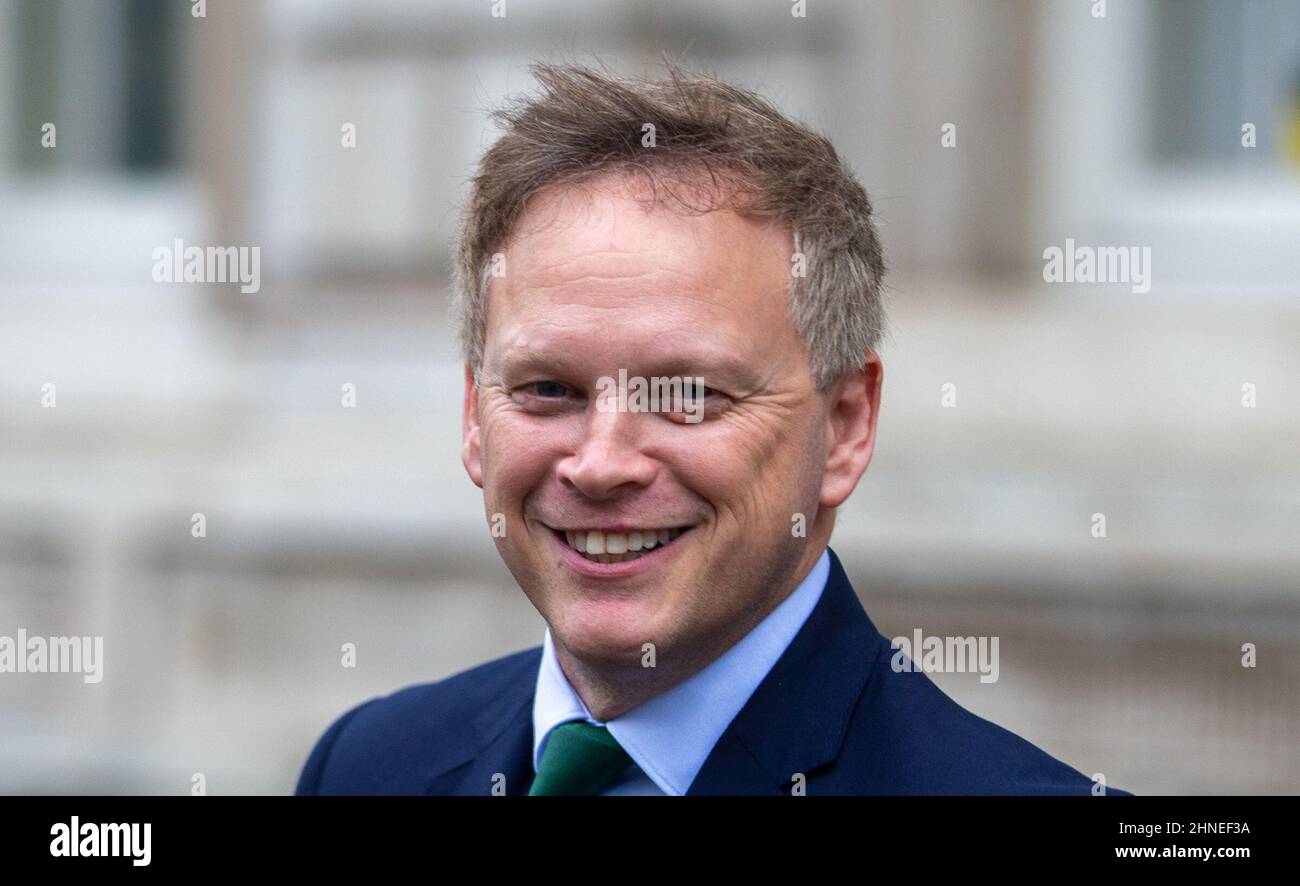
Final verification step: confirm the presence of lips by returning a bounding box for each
[550,526,691,564]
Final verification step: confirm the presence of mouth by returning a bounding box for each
[548,526,692,565]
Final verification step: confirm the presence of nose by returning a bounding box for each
[556,405,657,500]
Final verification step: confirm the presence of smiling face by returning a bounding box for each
[462,171,878,695]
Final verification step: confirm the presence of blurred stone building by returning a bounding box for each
[0,0,1296,794]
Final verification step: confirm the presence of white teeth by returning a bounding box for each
[559,527,686,562]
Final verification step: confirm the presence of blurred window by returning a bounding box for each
[13,0,182,175]
[1151,0,1300,170]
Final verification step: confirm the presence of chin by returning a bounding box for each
[553,610,663,667]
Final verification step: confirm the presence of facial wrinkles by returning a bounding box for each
[479,329,813,514]
[478,181,819,590]
[495,296,753,368]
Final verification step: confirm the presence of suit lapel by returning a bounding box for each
[424,650,540,796]
[687,547,885,795]
[431,547,882,796]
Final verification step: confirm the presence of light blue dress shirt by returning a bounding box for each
[531,548,831,795]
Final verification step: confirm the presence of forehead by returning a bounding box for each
[485,173,801,375]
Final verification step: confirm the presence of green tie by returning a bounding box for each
[529,721,634,796]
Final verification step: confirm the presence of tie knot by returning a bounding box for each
[529,721,634,796]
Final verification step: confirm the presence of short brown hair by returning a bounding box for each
[452,60,886,391]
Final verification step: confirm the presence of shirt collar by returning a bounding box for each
[531,548,831,795]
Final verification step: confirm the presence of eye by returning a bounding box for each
[676,383,722,404]
[510,380,582,413]
[531,381,570,399]
[666,384,729,422]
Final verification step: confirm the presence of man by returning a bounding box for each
[295,62,1130,796]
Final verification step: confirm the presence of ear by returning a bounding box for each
[819,351,883,509]
[462,363,484,488]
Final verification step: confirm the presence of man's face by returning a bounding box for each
[463,173,852,676]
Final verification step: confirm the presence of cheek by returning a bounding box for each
[702,417,821,523]
[481,419,555,508]
[661,427,747,491]
[661,426,789,521]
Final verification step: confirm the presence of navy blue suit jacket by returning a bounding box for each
[296,547,1132,795]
